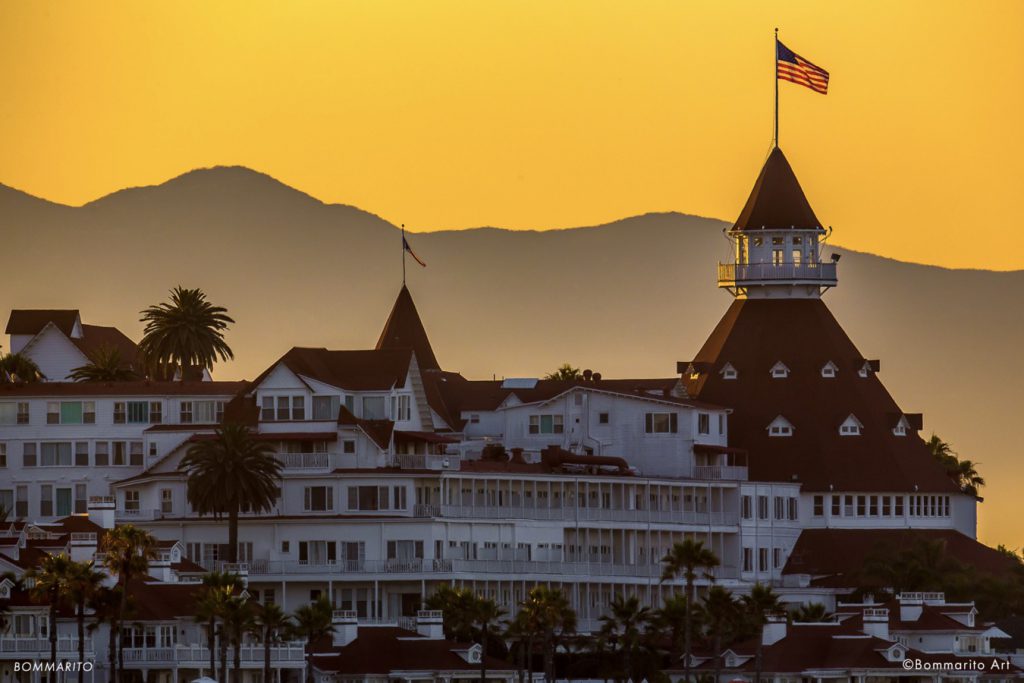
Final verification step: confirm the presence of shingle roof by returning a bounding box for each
[250,347,412,392]
[733,147,821,231]
[5,310,80,336]
[311,627,512,675]
[686,298,959,493]
[376,286,440,370]
[72,324,141,370]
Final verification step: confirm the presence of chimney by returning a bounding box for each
[416,609,445,640]
[762,614,787,646]
[88,496,116,530]
[898,593,923,622]
[331,610,359,647]
[862,608,890,640]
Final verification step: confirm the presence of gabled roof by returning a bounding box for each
[250,347,412,392]
[73,324,141,369]
[733,147,821,232]
[376,286,440,371]
[686,298,958,493]
[338,406,394,450]
[311,627,512,675]
[5,310,80,336]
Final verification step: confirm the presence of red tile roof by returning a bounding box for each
[312,627,512,675]
[376,285,440,371]
[250,347,412,392]
[783,529,1020,586]
[5,309,80,336]
[686,298,959,493]
[71,324,141,370]
[733,147,821,231]
[337,406,394,450]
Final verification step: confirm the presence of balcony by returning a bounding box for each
[396,453,461,471]
[415,503,738,526]
[121,643,306,666]
[717,262,837,288]
[276,451,330,470]
[693,465,748,481]
[0,637,90,656]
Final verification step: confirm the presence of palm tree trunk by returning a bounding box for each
[755,627,764,683]
[117,581,129,683]
[233,639,242,683]
[108,620,117,683]
[208,618,217,677]
[49,596,58,665]
[480,623,488,683]
[220,626,229,683]
[683,578,693,683]
[78,599,87,675]
[264,626,272,683]
[229,505,240,564]
[713,634,722,683]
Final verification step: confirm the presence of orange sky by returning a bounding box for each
[1,1,1022,269]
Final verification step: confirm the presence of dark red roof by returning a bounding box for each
[376,286,440,371]
[733,147,821,231]
[312,626,511,675]
[5,309,80,336]
[338,406,395,449]
[686,298,958,493]
[72,324,141,370]
[0,380,247,397]
[250,347,411,392]
[123,579,204,620]
[783,529,1020,585]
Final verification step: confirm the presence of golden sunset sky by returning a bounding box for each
[1,1,1022,269]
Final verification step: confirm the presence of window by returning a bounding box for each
[342,440,356,454]
[758,548,769,572]
[23,443,37,467]
[882,496,892,516]
[262,396,304,421]
[770,362,790,379]
[40,485,53,517]
[160,489,173,514]
[95,442,109,467]
[791,249,802,266]
[839,415,862,436]
[767,416,793,437]
[281,541,290,553]
[391,395,411,421]
[75,442,89,467]
[0,402,30,425]
[41,442,73,467]
[857,495,866,516]
[149,402,162,424]
[361,396,386,420]
[15,486,28,518]
[721,363,738,380]
[181,400,225,424]
[291,396,304,421]
[772,237,784,245]
[741,495,752,520]
[813,495,824,517]
[831,495,840,516]
[869,495,879,516]
[773,548,782,569]
[304,486,333,512]
[299,541,337,565]
[530,414,565,435]
[470,414,480,424]
[180,402,193,423]
[113,402,126,424]
[718,414,725,434]
[312,396,340,421]
[263,588,275,606]
[598,412,609,424]
[56,488,72,517]
[45,401,95,425]
[386,540,424,561]
[772,249,784,266]
[757,495,769,520]
[774,496,785,520]
[821,362,838,378]
[697,413,710,435]
[788,497,798,520]
[74,484,87,514]
[127,401,149,424]
[0,443,5,468]
[124,491,140,512]
[0,489,12,516]
[113,442,127,466]
[743,548,753,572]
[130,442,143,467]
[644,413,678,434]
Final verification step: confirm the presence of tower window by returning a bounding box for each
[770,362,790,379]
[720,363,738,380]
[767,415,794,437]
[839,414,863,436]
[821,361,838,378]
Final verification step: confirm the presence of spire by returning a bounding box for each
[733,147,821,232]
[375,285,440,370]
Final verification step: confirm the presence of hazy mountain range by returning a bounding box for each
[2,166,1021,547]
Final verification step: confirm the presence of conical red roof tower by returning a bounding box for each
[376,285,440,371]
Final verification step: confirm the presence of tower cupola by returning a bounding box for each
[718,147,837,299]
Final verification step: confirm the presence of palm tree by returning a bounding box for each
[138,286,235,380]
[425,584,478,642]
[222,596,255,683]
[927,434,986,497]
[522,586,576,683]
[702,586,742,683]
[253,602,292,683]
[0,351,44,383]
[292,596,334,683]
[69,346,137,382]
[87,585,122,683]
[195,571,244,678]
[652,592,691,665]
[661,539,719,683]
[67,561,105,672]
[472,596,506,683]
[179,424,282,563]
[101,525,158,683]
[790,602,830,622]
[505,609,536,683]
[741,583,782,683]
[28,553,74,665]
[544,363,582,381]
[598,594,651,683]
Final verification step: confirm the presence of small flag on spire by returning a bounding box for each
[403,236,426,268]
[777,40,829,94]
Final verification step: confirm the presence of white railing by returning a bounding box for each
[0,637,89,654]
[396,616,417,632]
[276,452,330,469]
[69,532,98,543]
[397,454,461,471]
[435,504,738,526]
[718,262,837,285]
[121,644,306,665]
[693,465,748,481]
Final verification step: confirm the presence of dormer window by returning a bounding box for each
[893,415,910,437]
[858,360,879,378]
[770,362,790,379]
[767,415,794,437]
[821,361,838,378]
[839,414,863,436]
[720,363,738,380]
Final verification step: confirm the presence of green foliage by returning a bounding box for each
[927,434,986,498]
[545,363,582,380]
[69,345,138,382]
[0,351,44,383]
[138,286,234,379]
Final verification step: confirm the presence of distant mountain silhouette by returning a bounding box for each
[2,166,1021,547]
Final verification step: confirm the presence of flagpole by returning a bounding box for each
[774,27,779,148]
[401,224,407,286]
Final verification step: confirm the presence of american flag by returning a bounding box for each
[777,40,829,94]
